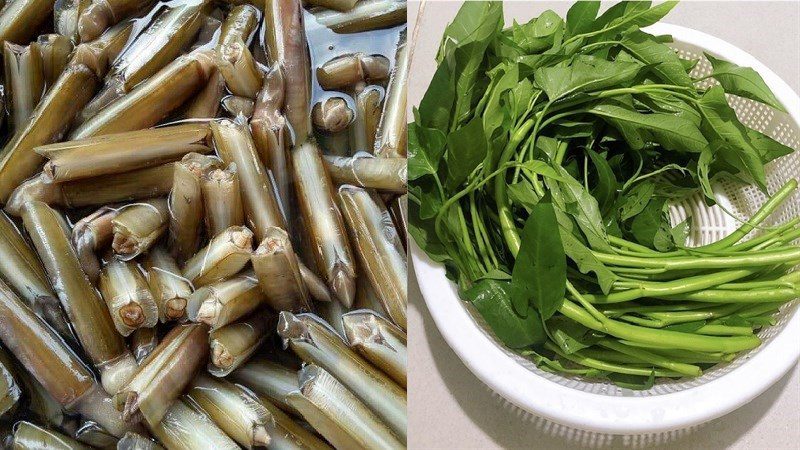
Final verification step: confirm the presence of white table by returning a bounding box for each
[407,2,800,448]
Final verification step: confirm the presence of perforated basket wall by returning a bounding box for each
[463,40,800,397]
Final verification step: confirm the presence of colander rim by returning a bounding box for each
[411,22,800,434]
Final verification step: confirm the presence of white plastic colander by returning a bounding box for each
[411,23,800,434]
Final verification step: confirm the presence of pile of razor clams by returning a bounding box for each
[0,0,407,448]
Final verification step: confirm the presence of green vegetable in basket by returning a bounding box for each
[409,0,799,389]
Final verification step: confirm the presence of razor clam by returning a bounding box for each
[130,327,158,364]
[0,0,54,45]
[0,64,97,203]
[310,0,406,33]
[6,164,175,216]
[150,400,239,450]
[0,346,21,418]
[300,260,333,303]
[201,164,245,236]
[180,68,225,119]
[117,432,164,450]
[218,2,259,48]
[324,154,406,193]
[185,374,272,449]
[215,4,261,98]
[21,202,138,395]
[73,420,119,448]
[337,186,406,329]
[208,309,273,377]
[0,211,76,342]
[186,272,266,330]
[278,313,407,439]
[114,323,209,426]
[38,123,212,183]
[99,258,159,336]
[144,246,193,322]
[256,394,334,450]
[251,226,313,312]
[229,358,301,417]
[0,279,138,437]
[37,34,74,89]
[306,0,358,12]
[3,41,45,132]
[16,367,66,428]
[77,0,156,42]
[181,225,253,287]
[388,194,406,250]
[169,153,220,262]
[78,0,211,124]
[70,21,134,75]
[288,364,404,450]
[71,50,216,139]
[317,54,389,90]
[350,86,382,152]
[354,269,386,314]
[111,198,169,259]
[11,421,91,450]
[374,29,407,158]
[211,118,287,240]
[318,129,351,156]
[264,0,312,144]
[312,97,354,134]
[250,65,292,225]
[315,296,348,337]
[343,310,407,387]
[54,0,91,41]
[221,95,255,118]
[292,140,357,306]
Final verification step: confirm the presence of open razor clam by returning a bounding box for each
[0,0,407,447]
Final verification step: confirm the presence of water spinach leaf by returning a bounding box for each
[511,202,566,320]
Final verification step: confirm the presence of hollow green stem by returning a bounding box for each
[583,269,756,303]
[559,299,761,353]
[700,179,797,251]
[597,339,702,377]
[544,341,684,378]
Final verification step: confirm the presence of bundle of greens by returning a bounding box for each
[409,0,799,388]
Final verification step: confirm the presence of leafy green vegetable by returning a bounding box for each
[704,53,786,112]
[510,202,566,319]
[409,0,798,387]
[464,279,546,348]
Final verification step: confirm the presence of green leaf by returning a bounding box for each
[629,196,669,249]
[548,318,596,354]
[566,1,600,37]
[511,10,563,54]
[586,149,618,214]
[445,118,487,191]
[547,167,613,252]
[535,55,643,100]
[697,86,767,191]
[407,119,447,181]
[746,129,794,163]
[608,371,656,390]
[508,180,541,212]
[620,30,693,87]
[511,202,566,320]
[704,53,785,112]
[559,228,618,294]
[464,279,546,348]
[437,1,504,128]
[417,62,455,132]
[408,196,450,264]
[619,181,655,221]
[588,99,708,153]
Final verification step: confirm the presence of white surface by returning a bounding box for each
[407,1,800,448]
